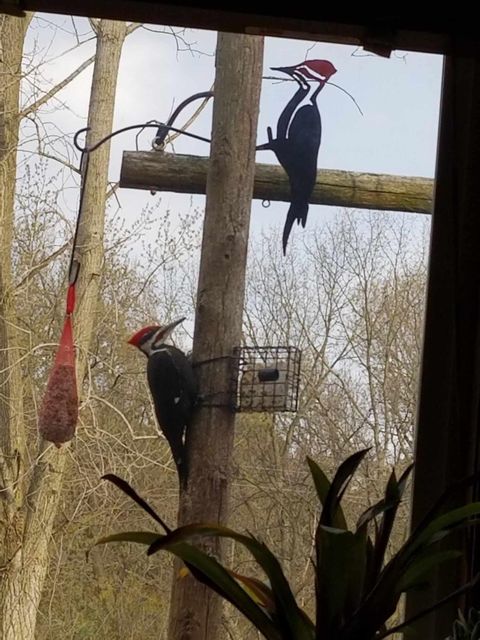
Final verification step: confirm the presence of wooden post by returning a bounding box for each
[167,32,264,640]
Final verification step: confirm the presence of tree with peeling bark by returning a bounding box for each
[0,16,129,639]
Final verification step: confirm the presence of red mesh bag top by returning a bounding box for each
[38,285,78,446]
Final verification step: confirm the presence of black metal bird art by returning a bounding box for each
[258,59,337,254]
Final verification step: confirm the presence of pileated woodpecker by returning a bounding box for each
[128,318,196,478]
[259,59,336,253]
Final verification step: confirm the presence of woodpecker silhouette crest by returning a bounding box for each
[258,59,337,254]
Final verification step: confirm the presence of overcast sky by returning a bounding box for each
[22,15,443,244]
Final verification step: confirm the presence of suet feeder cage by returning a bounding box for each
[232,346,301,413]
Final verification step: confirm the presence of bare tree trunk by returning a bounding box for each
[168,32,264,640]
[0,13,32,636]
[0,19,127,639]
[0,11,31,503]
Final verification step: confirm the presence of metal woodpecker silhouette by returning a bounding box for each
[257,59,337,253]
[152,59,337,254]
[151,59,337,254]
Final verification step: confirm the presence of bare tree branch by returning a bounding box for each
[14,242,70,291]
[126,22,142,36]
[20,54,95,118]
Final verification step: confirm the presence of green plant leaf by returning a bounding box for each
[375,574,480,639]
[356,465,413,534]
[357,466,412,596]
[356,498,392,532]
[307,457,347,529]
[311,449,369,636]
[95,531,164,547]
[149,523,315,640]
[397,549,462,593]
[315,525,368,636]
[230,571,276,614]
[346,526,369,612]
[368,469,401,590]
[162,540,283,640]
[410,470,480,539]
[472,620,480,640]
[320,449,370,528]
[406,503,480,557]
[102,474,170,533]
[340,503,480,639]
[370,464,413,582]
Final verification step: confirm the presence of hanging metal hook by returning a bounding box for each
[67,148,90,286]
[152,90,214,149]
[69,106,216,287]
[73,121,212,157]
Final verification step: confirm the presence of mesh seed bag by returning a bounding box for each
[38,286,78,446]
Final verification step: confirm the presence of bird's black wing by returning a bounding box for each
[280,105,322,252]
[165,346,197,421]
[146,348,197,470]
[286,103,322,202]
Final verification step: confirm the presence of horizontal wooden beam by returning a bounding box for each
[120,150,433,215]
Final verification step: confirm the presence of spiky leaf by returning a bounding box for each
[149,523,315,639]
[102,474,170,532]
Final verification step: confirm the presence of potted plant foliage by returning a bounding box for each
[446,609,480,640]
[97,449,480,639]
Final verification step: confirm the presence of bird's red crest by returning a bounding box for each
[127,325,159,347]
[301,59,337,80]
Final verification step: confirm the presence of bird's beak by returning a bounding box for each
[127,318,186,350]
[270,65,296,76]
[158,317,186,343]
[164,317,186,332]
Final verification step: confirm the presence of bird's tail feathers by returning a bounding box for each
[282,201,309,254]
